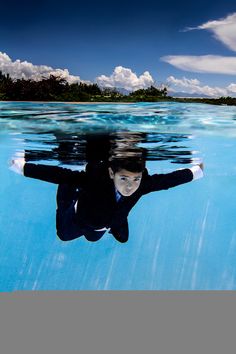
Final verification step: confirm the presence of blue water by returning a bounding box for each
[1,101,236,291]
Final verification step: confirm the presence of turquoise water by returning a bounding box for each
[1,101,236,291]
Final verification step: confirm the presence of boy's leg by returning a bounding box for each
[56,183,79,210]
[56,184,106,242]
[84,229,106,242]
[56,184,83,241]
[109,219,129,243]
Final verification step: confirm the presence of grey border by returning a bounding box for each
[1,291,236,354]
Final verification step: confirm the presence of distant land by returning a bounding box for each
[171,92,212,98]
[1,71,236,106]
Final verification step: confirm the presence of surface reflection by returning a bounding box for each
[22,130,194,165]
[10,131,203,243]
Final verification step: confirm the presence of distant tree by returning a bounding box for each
[2,72,236,105]
[101,87,123,99]
[0,71,13,99]
[128,85,168,101]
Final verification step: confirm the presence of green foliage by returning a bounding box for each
[128,85,168,101]
[0,71,170,102]
[0,72,68,101]
[172,96,236,106]
[1,71,235,105]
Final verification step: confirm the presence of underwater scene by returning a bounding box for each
[1,101,236,291]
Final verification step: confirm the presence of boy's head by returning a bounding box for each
[108,158,145,197]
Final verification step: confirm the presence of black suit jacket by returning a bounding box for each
[24,162,193,237]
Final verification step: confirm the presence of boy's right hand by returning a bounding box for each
[9,157,26,175]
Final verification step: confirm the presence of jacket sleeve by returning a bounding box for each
[142,168,193,194]
[24,163,87,185]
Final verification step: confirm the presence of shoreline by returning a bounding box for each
[0,100,132,104]
[0,98,235,106]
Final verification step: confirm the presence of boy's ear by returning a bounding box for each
[108,167,114,179]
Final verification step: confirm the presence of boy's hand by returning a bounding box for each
[189,163,204,180]
[199,162,204,171]
[9,157,26,175]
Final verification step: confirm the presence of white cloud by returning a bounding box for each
[96,66,155,91]
[166,75,233,97]
[0,52,86,84]
[162,13,236,75]
[185,13,236,52]
[161,55,236,75]
[227,83,236,93]
[167,76,201,87]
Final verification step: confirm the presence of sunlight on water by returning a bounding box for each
[1,101,236,136]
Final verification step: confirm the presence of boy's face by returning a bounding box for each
[108,168,142,197]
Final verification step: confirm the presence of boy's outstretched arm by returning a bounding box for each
[9,156,86,185]
[142,164,204,194]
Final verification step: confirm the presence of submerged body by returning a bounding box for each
[10,159,203,243]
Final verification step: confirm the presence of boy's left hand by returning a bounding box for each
[199,162,204,171]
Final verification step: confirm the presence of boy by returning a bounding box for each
[10,157,203,243]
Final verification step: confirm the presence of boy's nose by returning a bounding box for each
[126,182,133,190]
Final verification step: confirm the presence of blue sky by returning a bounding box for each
[1,0,236,96]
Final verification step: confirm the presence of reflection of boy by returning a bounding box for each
[10,158,203,243]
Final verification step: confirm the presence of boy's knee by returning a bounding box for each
[56,231,71,242]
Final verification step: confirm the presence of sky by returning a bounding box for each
[1,0,236,97]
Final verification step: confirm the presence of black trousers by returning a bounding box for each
[56,184,106,242]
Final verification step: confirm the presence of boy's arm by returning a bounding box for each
[142,164,204,194]
[9,158,86,185]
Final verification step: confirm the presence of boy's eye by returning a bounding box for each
[120,177,127,181]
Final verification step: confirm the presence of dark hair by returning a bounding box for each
[108,158,146,173]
